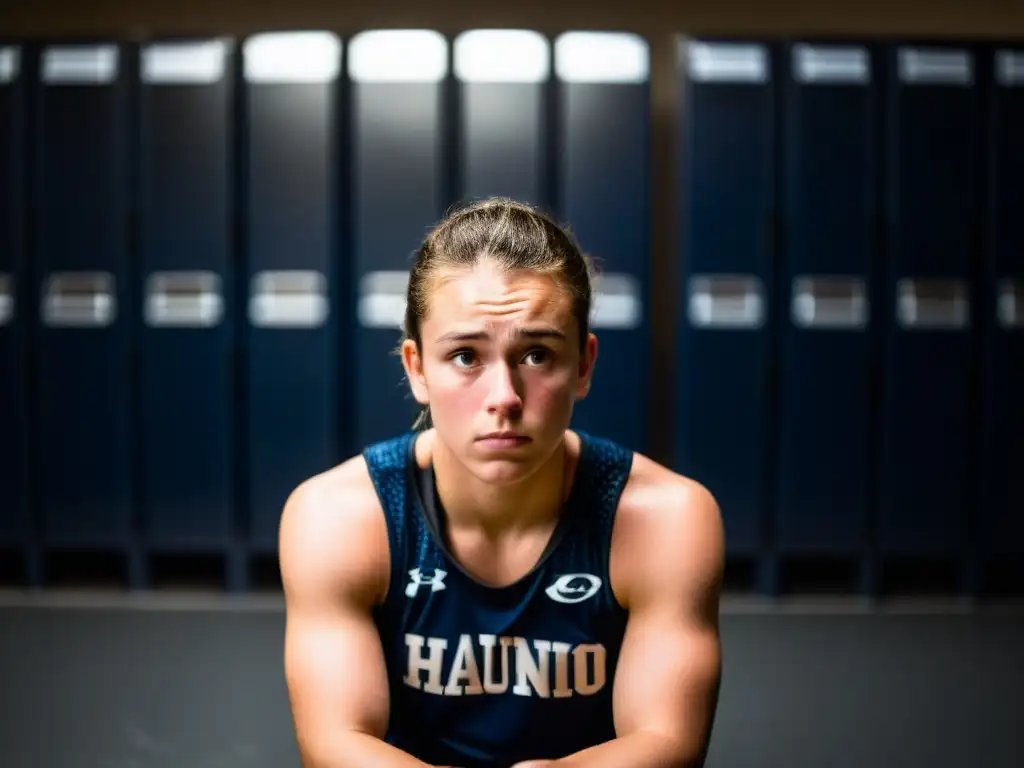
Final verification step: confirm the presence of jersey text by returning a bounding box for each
[403,633,606,699]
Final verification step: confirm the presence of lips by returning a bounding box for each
[476,432,531,448]
[478,432,528,441]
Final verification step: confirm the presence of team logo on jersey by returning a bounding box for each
[405,567,447,598]
[545,573,602,604]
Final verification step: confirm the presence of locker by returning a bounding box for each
[979,48,1024,561]
[33,43,134,547]
[555,32,651,452]
[0,45,29,546]
[878,45,979,556]
[137,39,235,551]
[350,30,448,447]
[454,29,549,206]
[776,43,878,556]
[243,32,342,550]
[676,40,775,557]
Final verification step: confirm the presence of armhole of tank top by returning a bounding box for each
[602,445,634,614]
[361,438,413,609]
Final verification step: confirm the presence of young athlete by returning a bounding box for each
[279,198,724,767]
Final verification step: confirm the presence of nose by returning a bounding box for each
[483,361,524,418]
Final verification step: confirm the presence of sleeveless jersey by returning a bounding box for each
[364,430,633,767]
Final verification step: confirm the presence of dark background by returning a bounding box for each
[2,1,1023,766]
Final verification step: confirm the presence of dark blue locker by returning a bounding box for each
[676,40,775,556]
[455,30,549,205]
[879,45,979,556]
[137,39,235,550]
[555,32,651,452]
[34,43,134,547]
[776,43,877,555]
[349,30,448,447]
[243,32,342,550]
[0,45,29,548]
[980,48,1024,561]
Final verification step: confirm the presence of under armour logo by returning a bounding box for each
[405,567,447,598]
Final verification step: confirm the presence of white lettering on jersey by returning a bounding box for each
[403,634,447,694]
[403,633,607,698]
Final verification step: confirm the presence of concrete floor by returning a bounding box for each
[0,591,1021,768]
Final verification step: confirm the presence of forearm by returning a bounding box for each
[299,731,435,768]
[556,730,702,768]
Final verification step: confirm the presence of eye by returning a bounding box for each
[523,348,551,366]
[450,349,477,369]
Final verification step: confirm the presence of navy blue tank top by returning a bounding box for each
[363,430,633,767]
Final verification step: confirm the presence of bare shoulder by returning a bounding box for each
[610,452,725,612]
[278,454,391,609]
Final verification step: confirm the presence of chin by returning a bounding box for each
[468,458,538,487]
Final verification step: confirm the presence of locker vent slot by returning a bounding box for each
[249,270,328,328]
[358,270,409,329]
[792,276,868,329]
[42,45,119,84]
[687,275,765,329]
[555,32,649,83]
[685,42,768,84]
[455,30,549,83]
[42,272,116,327]
[998,280,1022,329]
[348,30,448,83]
[591,272,642,329]
[996,50,1024,86]
[0,273,12,326]
[898,48,972,86]
[896,278,969,329]
[144,271,223,328]
[793,44,869,84]
[142,40,229,85]
[0,47,18,83]
[244,32,342,84]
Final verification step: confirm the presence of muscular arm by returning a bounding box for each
[525,473,724,768]
[279,463,435,768]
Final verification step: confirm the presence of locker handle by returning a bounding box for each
[0,273,12,326]
[144,271,223,328]
[358,270,409,329]
[792,276,867,330]
[687,274,765,329]
[998,280,1022,329]
[591,272,642,330]
[42,272,116,327]
[249,270,328,329]
[42,45,119,84]
[0,47,18,83]
[896,278,969,330]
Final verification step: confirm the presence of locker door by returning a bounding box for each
[555,32,651,452]
[0,45,29,550]
[454,29,548,206]
[243,32,342,551]
[676,40,775,559]
[980,48,1024,566]
[137,39,235,553]
[879,45,979,557]
[349,30,447,447]
[777,43,877,557]
[34,43,134,548]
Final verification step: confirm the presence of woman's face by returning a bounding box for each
[402,259,597,485]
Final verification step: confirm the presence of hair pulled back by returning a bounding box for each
[403,197,594,430]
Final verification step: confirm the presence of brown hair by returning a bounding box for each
[402,197,595,430]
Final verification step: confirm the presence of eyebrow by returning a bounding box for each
[435,327,567,345]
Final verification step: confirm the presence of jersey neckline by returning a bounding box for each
[403,432,591,595]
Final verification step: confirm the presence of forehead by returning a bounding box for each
[423,260,574,337]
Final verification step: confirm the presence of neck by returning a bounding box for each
[431,437,569,537]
